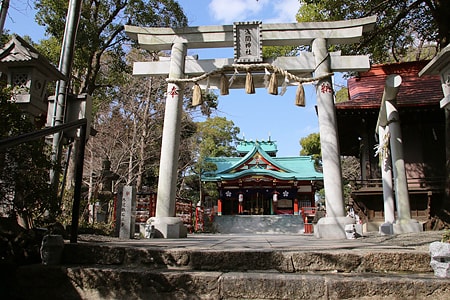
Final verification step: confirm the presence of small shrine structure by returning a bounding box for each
[336,61,446,232]
[125,16,377,238]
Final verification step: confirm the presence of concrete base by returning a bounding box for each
[393,219,423,234]
[363,221,384,233]
[314,216,355,239]
[146,217,187,238]
[214,215,304,234]
[379,222,394,235]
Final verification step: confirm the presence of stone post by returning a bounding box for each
[312,38,354,239]
[119,185,136,239]
[378,125,395,235]
[386,98,422,233]
[151,42,188,238]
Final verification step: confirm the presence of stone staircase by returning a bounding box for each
[8,233,450,299]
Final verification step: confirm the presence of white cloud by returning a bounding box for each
[265,0,300,23]
[209,0,299,24]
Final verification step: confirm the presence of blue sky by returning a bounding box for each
[4,0,345,157]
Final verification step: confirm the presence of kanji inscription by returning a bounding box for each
[233,21,262,63]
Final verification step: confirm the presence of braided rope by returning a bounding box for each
[166,63,333,84]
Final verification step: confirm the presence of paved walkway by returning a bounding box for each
[78,230,444,253]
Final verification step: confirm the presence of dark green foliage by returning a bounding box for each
[0,89,57,228]
[297,0,447,63]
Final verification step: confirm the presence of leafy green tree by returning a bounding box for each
[335,87,349,103]
[0,89,57,228]
[299,132,360,206]
[32,1,189,200]
[300,132,321,161]
[34,0,187,100]
[297,0,448,63]
[181,117,240,202]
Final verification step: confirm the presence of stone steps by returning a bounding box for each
[11,265,450,299]
[9,235,450,299]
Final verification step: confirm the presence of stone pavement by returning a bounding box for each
[78,230,444,253]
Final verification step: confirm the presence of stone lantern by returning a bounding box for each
[0,35,65,120]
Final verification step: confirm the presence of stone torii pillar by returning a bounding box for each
[125,16,376,239]
[312,38,354,239]
[150,42,188,238]
[376,75,421,234]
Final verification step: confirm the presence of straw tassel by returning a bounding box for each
[220,74,229,95]
[192,83,203,106]
[295,83,305,107]
[245,71,255,94]
[268,73,278,95]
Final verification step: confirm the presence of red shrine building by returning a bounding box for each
[201,140,323,233]
[336,60,447,231]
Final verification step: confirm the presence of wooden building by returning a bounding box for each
[336,61,447,231]
[201,140,323,217]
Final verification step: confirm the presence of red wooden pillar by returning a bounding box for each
[217,199,222,216]
[294,198,299,215]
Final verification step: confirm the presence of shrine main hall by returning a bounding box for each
[201,139,323,233]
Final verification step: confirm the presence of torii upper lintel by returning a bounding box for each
[125,16,377,51]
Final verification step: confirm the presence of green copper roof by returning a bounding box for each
[237,140,277,155]
[202,142,323,182]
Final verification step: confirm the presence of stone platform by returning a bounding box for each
[213,215,305,234]
[8,231,450,299]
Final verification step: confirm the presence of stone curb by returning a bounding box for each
[63,243,433,274]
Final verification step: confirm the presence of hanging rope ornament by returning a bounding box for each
[268,72,278,95]
[280,75,289,96]
[263,68,271,88]
[192,83,203,106]
[245,71,255,94]
[220,73,229,95]
[229,68,238,87]
[165,63,334,106]
[295,83,305,107]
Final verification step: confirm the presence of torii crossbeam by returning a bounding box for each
[125,16,377,239]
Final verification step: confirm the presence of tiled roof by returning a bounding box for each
[336,61,443,110]
[202,143,323,182]
[0,35,65,81]
[237,140,277,156]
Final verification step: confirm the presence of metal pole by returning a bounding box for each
[0,0,10,37]
[50,0,83,189]
[70,123,87,243]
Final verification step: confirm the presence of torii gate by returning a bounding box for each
[125,16,377,238]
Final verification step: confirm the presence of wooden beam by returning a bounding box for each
[125,16,377,51]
